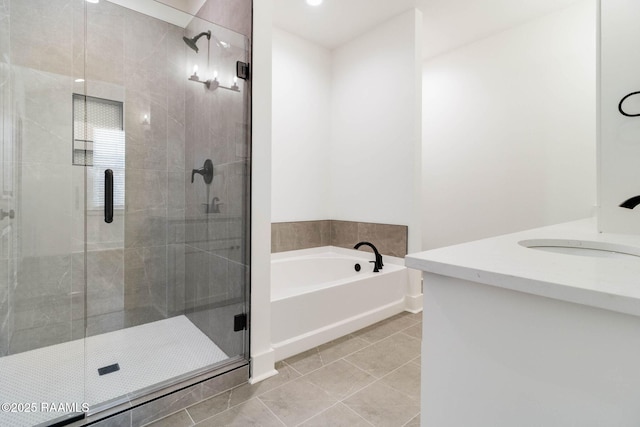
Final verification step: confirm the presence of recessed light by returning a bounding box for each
[306,0,322,6]
[75,78,85,83]
[86,0,99,3]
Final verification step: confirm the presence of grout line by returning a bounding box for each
[140,408,189,427]
[292,401,341,426]
[250,365,305,400]
[398,330,422,344]
[256,396,288,426]
[316,346,325,367]
[225,390,233,414]
[283,335,376,378]
[339,401,376,427]
[339,369,382,401]
[188,392,242,427]
[185,408,196,426]
[281,359,305,377]
[401,413,420,427]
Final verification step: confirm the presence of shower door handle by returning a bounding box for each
[105,169,113,223]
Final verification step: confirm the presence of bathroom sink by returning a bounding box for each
[519,239,640,260]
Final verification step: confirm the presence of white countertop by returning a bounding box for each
[405,218,640,317]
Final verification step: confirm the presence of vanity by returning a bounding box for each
[405,218,640,426]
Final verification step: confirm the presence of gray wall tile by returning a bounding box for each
[200,365,249,399]
[271,220,331,253]
[167,243,186,315]
[330,220,358,249]
[144,410,193,427]
[9,320,73,354]
[10,0,73,75]
[124,246,168,318]
[187,301,245,357]
[356,222,408,257]
[272,220,408,256]
[124,209,168,248]
[195,0,252,39]
[85,0,125,85]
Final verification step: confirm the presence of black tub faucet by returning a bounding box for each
[620,195,640,209]
[354,241,383,272]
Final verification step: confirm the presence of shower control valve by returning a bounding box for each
[0,209,15,220]
[191,159,214,184]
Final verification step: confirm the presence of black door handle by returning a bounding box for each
[105,169,113,223]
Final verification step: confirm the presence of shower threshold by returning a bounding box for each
[0,315,228,427]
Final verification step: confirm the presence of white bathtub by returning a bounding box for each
[271,246,409,361]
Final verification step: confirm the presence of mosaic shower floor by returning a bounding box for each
[0,315,227,427]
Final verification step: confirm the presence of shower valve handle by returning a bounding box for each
[191,159,214,184]
[0,209,14,220]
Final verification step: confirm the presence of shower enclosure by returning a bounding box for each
[0,0,251,425]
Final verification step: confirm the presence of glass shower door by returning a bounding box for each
[0,0,89,425]
[79,0,251,415]
[0,1,251,424]
[181,14,252,375]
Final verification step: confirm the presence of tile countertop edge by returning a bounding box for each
[405,218,640,318]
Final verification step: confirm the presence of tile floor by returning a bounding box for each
[145,312,422,427]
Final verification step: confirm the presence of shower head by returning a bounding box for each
[182,30,211,53]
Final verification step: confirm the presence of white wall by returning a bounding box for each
[422,0,597,250]
[598,0,640,234]
[271,28,331,222]
[330,9,423,252]
[271,9,423,254]
[250,0,277,383]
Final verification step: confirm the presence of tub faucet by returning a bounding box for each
[620,195,640,209]
[354,241,383,272]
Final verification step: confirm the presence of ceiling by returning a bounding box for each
[272,0,585,59]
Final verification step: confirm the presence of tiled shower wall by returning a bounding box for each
[272,220,409,257]
[4,0,188,354]
[117,3,187,331]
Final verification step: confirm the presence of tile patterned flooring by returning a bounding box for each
[145,312,422,427]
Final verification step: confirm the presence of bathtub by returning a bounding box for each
[271,246,409,361]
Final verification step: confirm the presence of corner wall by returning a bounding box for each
[249,0,277,383]
[330,9,422,254]
[421,0,597,250]
[271,28,332,222]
